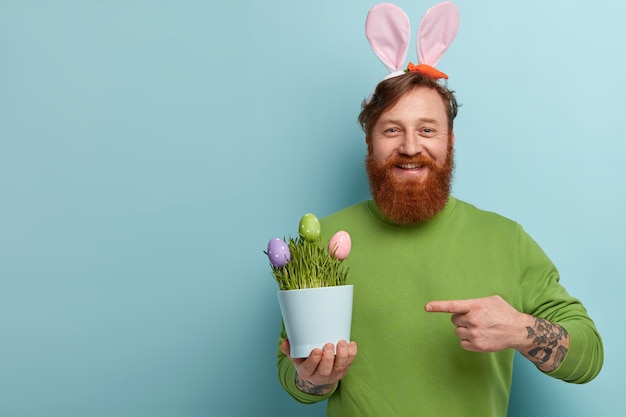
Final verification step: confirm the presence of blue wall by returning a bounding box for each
[0,1,622,416]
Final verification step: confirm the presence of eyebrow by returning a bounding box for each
[379,117,441,125]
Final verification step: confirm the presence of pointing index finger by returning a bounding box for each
[425,299,473,314]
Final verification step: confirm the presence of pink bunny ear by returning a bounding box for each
[416,2,460,67]
[365,3,410,77]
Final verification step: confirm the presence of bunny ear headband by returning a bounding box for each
[365,1,460,81]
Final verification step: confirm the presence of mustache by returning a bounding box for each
[383,155,437,169]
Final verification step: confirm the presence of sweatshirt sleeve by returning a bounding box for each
[276,326,337,404]
[516,224,604,383]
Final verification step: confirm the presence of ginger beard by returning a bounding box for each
[366,142,455,225]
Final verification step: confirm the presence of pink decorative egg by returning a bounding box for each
[267,238,291,267]
[328,231,351,260]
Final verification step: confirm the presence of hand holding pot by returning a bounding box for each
[281,338,358,396]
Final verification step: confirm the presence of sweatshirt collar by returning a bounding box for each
[367,196,458,228]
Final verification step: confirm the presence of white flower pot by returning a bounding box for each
[278,285,354,358]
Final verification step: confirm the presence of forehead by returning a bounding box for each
[379,87,447,123]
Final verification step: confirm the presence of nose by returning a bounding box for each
[398,131,423,156]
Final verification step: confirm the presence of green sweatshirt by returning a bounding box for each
[276,197,603,416]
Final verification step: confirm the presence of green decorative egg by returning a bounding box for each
[298,213,321,241]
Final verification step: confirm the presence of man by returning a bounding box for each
[276,71,603,416]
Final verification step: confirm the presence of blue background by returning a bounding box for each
[0,0,622,416]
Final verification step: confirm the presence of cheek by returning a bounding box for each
[371,141,395,162]
[426,142,450,164]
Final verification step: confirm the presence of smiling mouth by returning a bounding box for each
[398,163,425,170]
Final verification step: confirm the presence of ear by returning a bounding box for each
[365,3,411,78]
[416,2,460,67]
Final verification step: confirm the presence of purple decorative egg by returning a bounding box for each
[328,231,351,260]
[267,238,291,267]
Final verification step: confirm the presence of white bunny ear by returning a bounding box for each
[365,3,411,78]
[416,1,460,67]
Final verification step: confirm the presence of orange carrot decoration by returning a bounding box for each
[406,62,448,79]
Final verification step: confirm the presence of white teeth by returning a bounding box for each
[400,164,422,169]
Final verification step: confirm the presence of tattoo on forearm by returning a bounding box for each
[295,374,336,396]
[525,318,569,371]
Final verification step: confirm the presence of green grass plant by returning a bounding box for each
[268,236,349,290]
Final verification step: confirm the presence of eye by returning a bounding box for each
[420,127,437,138]
[381,127,401,137]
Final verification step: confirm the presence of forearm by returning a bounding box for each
[295,374,337,396]
[515,314,570,373]
[277,351,335,403]
[276,335,338,403]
